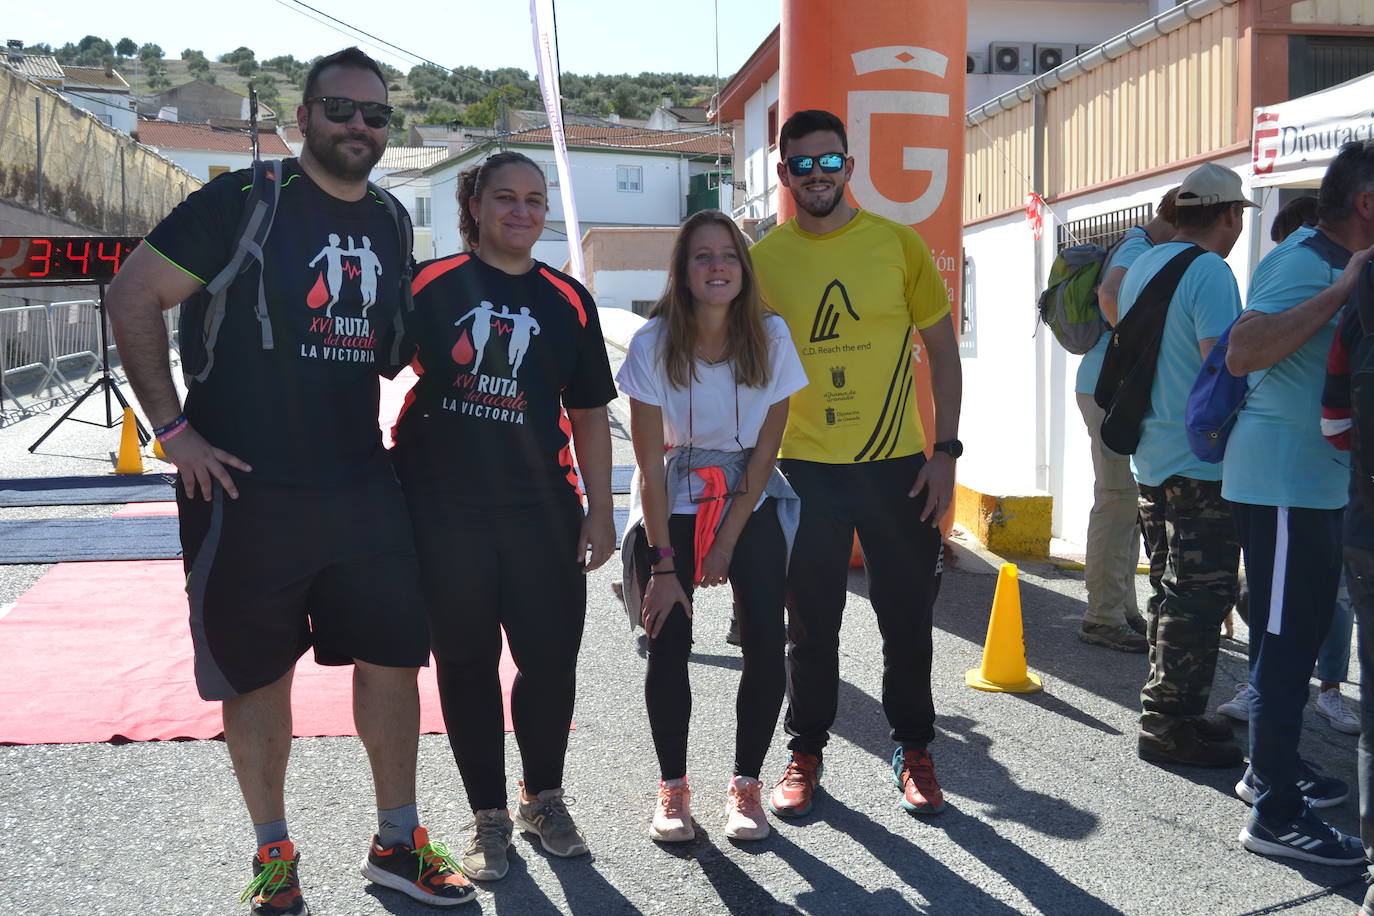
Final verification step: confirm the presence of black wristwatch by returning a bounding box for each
[933,439,964,459]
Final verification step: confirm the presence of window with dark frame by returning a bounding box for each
[1055,202,1154,252]
[767,103,778,150]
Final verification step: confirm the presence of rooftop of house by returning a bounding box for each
[60,64,129,91]
[375,146,450,171]
[135,119,292,155]
[5,52,64,82]
[507,124,733,157]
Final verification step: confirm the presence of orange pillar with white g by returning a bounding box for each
[780,0,966,539]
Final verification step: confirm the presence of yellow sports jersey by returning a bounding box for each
[751,210,950,463]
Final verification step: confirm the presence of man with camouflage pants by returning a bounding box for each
[1114,163,1251,767]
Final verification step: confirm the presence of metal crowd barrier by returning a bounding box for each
[0,300,181,420]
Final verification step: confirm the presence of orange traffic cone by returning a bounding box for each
[965,563,1042,693]
[151,436,167,461]
[114,407,144,475]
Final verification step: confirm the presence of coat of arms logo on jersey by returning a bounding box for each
[830,365,846,388]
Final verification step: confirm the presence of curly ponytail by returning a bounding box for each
[456,150,547,251]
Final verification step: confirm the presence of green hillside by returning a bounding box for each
[26,37,718,141]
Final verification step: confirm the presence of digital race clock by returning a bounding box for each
[0,237,144,282]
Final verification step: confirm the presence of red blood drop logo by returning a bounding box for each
[306,273,328,310]
[452,328,475,365]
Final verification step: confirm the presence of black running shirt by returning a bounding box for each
[145,159,405,485]
[384,253,616,505]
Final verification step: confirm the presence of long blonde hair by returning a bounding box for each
[651,210,772,389]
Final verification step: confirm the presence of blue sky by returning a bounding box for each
[9,0,779,81]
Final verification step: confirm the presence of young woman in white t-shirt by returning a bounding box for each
[616,209,808,843]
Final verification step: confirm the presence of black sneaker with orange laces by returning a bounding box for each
[240,840,309,915]
[892,746,947,815]
[360,826,476,907]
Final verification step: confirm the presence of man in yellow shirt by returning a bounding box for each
[751,109,962,817]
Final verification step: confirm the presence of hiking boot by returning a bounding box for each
[1235,762,1349,809]
[515,783,588,857]
[768,751,823,818]
[725,615,742,648]
[460,809,513,881]
[891,747,947,815]
[361,826,475,906]
[1239,806,1364,866]
[1189,714,1235,742]
[1217,683,1254,721]
[1125,612,1147,636]
[241,840,309,915]
[648,780,692,845]
[723,776,770,840]
[1078,622,1147,653]
[649,778,694,843]
[1316,688,1361,735]
[1137,722,1244,767]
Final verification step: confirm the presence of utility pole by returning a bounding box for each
[249,87,260,161]
[34,97,43,211]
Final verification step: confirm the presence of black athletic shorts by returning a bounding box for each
[178,471,430,701]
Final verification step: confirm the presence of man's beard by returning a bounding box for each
[305,119,383,182]
[794,182,846,219]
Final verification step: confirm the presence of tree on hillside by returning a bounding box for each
[237,58,259,77]
[421,101,462,126]
[116,38,137,58]
[139,43,163,61]
[57,36,115,66]
[611,82,640,119]
[464,84,531,128]
[24,43,54,55]
[249,74,282,116]
[218,46,256,64]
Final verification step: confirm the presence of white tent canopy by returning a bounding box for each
[1251,70,1374,188]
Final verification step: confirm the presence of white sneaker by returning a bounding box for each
[1217,683,1254,721]
[649,778,694,842]
[1315,688,1361,734]
[723,775,770,841]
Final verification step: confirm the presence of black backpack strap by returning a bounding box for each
[1094,244,1207,409]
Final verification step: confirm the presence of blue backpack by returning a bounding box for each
[1186,316,1271,462]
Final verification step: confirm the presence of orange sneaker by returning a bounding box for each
[768,752,823,818]
[892,746,946,815]
[240,840,308,915]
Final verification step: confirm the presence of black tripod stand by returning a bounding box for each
[26,281,149,452]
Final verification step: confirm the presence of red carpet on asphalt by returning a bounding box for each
[112,501,177,517]
[0,561,521,744]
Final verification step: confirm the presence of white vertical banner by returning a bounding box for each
[530,0,585,281]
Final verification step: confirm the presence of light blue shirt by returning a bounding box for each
[1222,225,1348,509]
[1075,227,1153,395]
[1116,242,1242,486]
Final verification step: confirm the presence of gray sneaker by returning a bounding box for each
[460,809,513,881]
[515,786,588,858]
[1078,622,1147,653]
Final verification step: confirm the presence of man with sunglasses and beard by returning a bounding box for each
[750,109,962,818]
[107,47,473,913]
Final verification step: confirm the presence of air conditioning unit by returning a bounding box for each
[966,50,988,74]
[1077,44,1097,58]
[988,42,1033,75]
[1034,42,1075,74]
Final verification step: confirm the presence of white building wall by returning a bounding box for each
[737,74,781,222]
[960,151,1261,546]
[591,269,668,311]
[62,91,136,134]
[147,148,256,182]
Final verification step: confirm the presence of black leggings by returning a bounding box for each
[634,498,787,780]
[405,489,586,812]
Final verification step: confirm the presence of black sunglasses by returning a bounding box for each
[306,96,393,129]
[786,152,846,176]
